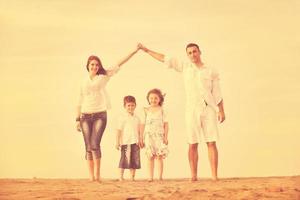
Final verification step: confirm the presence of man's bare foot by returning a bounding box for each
[190,177,198,182]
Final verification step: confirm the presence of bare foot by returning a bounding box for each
[118,178,125,182]
[148,178,153,182]
[212,177,219,181]
[95,178,101,183]
[190,177,198,182]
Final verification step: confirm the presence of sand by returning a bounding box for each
[0,176,299,200]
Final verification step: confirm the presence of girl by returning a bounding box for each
[75,47,139,182]
[140,88,169,181]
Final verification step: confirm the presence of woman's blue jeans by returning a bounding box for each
[80,111,107,160]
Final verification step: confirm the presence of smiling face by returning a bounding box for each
[88,59,100,76]
[186,46,201,64]
[148,93,161,107]
[124,102,136,115]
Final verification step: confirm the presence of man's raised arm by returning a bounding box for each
[138,43,165,62]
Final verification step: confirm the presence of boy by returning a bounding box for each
[115,95,141,181]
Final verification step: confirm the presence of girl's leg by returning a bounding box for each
[130,169,136,181]
[148,157,154,181]
[207,142,218,181]
[157,156,164,181]
[119,168,125,181]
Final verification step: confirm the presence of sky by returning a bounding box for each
[0,0,300,179]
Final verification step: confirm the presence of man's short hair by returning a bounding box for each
[186,43,200,52]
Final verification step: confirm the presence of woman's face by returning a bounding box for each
[88,59,100,76]
[148,93,160,106]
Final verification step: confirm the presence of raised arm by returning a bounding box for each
[117,46,139,68]
[138,43,165,62]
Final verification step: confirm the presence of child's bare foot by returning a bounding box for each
[131,177,135,181]
[118,178,125,182]
[212,176,219,181]
[95,178,101,183]
[148,178,153,182]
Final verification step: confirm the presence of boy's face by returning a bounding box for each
[124,102,136,115]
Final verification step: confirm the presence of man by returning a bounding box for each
[138,43,225,181]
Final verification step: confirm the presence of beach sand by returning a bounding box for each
[0,176,299,200]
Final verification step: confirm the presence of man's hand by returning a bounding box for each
[137,43,148,52]
[217,111,225,123]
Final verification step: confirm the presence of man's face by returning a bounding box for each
[186,46,201,63]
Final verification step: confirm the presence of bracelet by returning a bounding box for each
[76,117,80,122]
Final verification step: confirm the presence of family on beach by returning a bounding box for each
[75,43,225,182]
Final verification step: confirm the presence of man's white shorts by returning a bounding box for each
[185,105,219,144]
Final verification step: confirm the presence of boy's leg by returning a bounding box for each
[188,143,198,181]
[119,168,125,181]
[207,142,218,181]
[130,169,136,181]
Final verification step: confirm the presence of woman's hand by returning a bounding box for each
[76,121,81,132]
[115,143,121,150]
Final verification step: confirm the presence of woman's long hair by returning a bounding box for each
[86,55,107,75]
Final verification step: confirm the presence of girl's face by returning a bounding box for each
[88,59,100,76]
[148,93,160,106]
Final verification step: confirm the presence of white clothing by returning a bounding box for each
[116,112,140,145]
[164,56,222,143]
[141,108,168,158]
[78,66,119,113]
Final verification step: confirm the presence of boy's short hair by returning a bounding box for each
[123,95,136,106]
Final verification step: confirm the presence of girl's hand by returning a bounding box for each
[163,138,168,145]
[115,143,121,150]
[76,121,81,132]
[138,140,144,148]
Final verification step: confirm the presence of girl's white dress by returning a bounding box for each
[142,108,169,158]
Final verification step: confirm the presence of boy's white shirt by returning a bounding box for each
[116,111,140,145]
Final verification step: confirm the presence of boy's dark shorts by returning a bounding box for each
[119,143,141,169]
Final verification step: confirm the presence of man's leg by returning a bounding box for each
[188,143,198,181]
[207,142,218,180]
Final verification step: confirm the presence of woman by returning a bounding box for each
[75,47,139,182]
